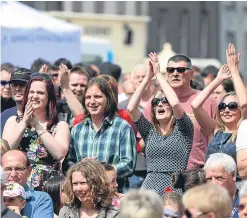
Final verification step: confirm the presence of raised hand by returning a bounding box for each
[216,64,231,82]
[226,43,241,72]
[148,52,160,76]
[39,64,48,74]
[22,101,34,126]
[59,64,70,89]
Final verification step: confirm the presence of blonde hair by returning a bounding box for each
[163,192,184,215]
[216,91,242,142]
[182,183,232,218]
[151,90,175,135]
[119,189,163,218]
[63,159,113,208]
[0,139,10,157]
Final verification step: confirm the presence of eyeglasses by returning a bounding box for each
[1,80,11,87]
[166,67,191,73]
[218,102,238,112]
[151,97,169,107]
[3,167,27,174]
[238,203,247,212]
[30,72,51,81]
[51,74,59,78]
[10,81,27,87]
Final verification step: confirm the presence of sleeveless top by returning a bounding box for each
[19,125,60,191]
[206,130,241,181]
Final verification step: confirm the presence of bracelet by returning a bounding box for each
[38,130,47,137]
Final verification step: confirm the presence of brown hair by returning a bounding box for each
[63,159,114,209]
[216,91,242,142]
[172,168,206,192]
[0,139,10,157]
[151,90,175,135]
[163,192,184,215]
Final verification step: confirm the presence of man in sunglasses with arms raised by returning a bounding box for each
[1,68,31,136]
[144,54,217,169]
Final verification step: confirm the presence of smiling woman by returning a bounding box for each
[59,159,119,218]
[2,73,70,191]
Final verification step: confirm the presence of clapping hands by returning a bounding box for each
[59,64,70,89]
[146,52,160,81]
[226,43,241,73]
[216,64,231,82]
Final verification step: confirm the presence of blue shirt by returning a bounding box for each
[1,106,17,136]
[23,185,53,218]
[65,115,137,178]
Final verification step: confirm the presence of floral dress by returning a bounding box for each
[19,126,60,191]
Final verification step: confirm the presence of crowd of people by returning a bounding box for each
[0,42,247,218]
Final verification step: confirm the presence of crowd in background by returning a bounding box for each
[0,43,247,218]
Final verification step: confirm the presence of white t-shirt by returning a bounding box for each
[236,119,247,152]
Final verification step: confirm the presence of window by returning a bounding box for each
[136,1,142,15]
[95,1,104,13]
[180,10,189,54]
[225,2,236,11]
[117,1,125,15]
[157,8,168,51]
[46,1,62,11]
[73,2,82,12]
[200,11,209,58]
[226,31,236,46]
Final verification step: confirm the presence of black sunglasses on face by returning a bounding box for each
[1,80,11,87]
[166,67,191,73]
[11,81,27,87]
[218,102,238,112]
[151,97,169,107]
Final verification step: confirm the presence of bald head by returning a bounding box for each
[1,150,31,187]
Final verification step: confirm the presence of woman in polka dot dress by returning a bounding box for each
[127,52,194,196]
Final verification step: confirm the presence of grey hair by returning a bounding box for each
[240,181,247,197]
[204,153,236,175]
[131,64,147,79]
[119,189,163,218]
[167,54,192,69]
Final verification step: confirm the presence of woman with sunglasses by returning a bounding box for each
[191,44,247,175]
[2,73,70,191]
[127,52,194,196]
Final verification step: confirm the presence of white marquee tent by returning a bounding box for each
[0,1,82,68]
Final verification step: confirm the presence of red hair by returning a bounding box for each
[21,76,58,130]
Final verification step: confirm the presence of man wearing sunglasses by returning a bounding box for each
[1,68,31,136]
[143,54,217,169]
[1,63,16,113]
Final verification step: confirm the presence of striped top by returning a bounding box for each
[67,115,137,178]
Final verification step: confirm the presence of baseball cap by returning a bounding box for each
[10,68,32,83]
[3,182,26,199]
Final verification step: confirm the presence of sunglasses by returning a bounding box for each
[11,81,27,87]
[151,97,169,107]
[30,72,51,81]
[166,67,191,73]
[238,203,247,212]
[51,74,59,78]
[1,80,11,87]
[218,102,238,112]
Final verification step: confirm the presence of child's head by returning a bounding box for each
[101,162,118,192]
[163,192,184,218]
[0,139,10,157]
[3,182,26,210]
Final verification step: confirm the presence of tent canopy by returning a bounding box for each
[1,1,82,68]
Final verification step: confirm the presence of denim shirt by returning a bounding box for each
[231,189,239,218]
[22,185,53,218]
